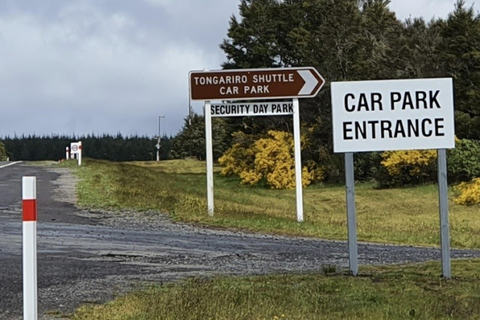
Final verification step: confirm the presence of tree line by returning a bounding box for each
[1,134,172,162]
[0,116,224,162]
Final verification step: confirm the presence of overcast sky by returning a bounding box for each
[0,0,476,138]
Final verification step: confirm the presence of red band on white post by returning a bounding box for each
[23,200,37,221]
[22,177,37,221]
[22,176,38,320]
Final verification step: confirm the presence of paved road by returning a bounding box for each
[1,162,480,319]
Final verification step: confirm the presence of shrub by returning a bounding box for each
[454,178,480,206]
[218,131,257,178]
[376,138,480,187]
[219,130,325,189]
[0,141,6,161]
[354,152,383,181]
[379,149,437,186]
[298,123,342,183]
[447,138,480,182]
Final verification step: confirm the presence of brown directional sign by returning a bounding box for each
[189,67,325,101]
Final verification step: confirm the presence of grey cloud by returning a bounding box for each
[0,1,227,137]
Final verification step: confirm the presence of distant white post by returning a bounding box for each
[78,141,82,166]
[22,176,38,320]
[156,115,165,162]
[66,147,70,160]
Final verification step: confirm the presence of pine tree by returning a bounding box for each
[0,141,6,160]
[438,0,480,139]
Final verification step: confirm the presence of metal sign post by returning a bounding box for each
[437,149,451,278]
[345,152,358,276]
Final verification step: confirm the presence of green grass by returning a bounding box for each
[71,259,480,320]
[62,158,480,249]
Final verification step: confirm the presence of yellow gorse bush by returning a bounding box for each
[381,149,437,177]
[381,140,480,205]
[218,131,256,177]
[219,130,325,189]
[454,177,480,206]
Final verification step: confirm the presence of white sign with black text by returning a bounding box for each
[331,78,455,153]
[210,101,294,117]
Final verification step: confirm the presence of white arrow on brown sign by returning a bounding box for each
[189,67,325,101]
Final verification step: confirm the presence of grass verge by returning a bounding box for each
[55,159,480,319]
[71,259,480,320]
[62,158,480,249]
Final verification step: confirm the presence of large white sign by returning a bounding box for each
[331,78,455,153]
[210,101,293,117]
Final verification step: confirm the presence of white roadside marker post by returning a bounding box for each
[78,141,82,166]
[22,176,38,320]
